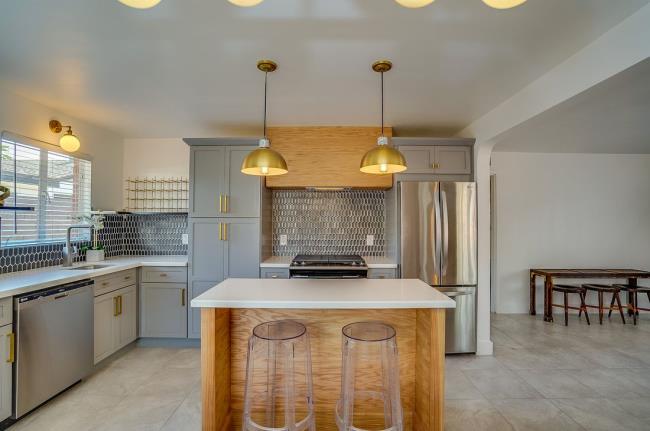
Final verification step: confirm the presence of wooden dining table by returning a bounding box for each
[530,269,650,322]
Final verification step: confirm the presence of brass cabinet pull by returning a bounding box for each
[181,289,186,307]
[432,162,440,169]
[113,297,119,317]
[219,194,224,213]
[223,223,228,241]
[224,195,229,213]
[218,223,223,241]
[118,295,123,316]
[159,273,168,277]
[7,332,15,364]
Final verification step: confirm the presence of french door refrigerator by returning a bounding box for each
[399,182,478,353]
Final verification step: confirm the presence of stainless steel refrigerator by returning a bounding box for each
[399,182,477,353]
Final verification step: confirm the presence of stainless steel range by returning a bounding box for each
[289,255,368,279]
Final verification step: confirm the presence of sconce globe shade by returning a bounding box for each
[228,0,264,7]
[482,0,526,9]
[118,0,162,9]
[395,0,435,8]
[60,133,81,152]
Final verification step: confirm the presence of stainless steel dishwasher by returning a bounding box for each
[13,279,94,418]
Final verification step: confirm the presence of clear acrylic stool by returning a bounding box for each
[243,320,316,431]
[336,321,403,431]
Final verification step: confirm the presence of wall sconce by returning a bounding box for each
[49,120,81,152]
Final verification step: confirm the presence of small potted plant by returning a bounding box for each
[76,213,106,263]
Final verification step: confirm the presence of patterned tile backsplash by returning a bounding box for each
[0,213,187,274]
[272,190,385,256]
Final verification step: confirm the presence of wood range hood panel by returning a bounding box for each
[265,126,393,189]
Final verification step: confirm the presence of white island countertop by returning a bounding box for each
[0,255,187,299]
[191,278,455,309]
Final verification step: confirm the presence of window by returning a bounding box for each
[0,132,92,246]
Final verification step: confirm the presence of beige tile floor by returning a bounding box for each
[9,313,650,431]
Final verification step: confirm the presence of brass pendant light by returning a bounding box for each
[241,60,288,177]
[360,60,407,175]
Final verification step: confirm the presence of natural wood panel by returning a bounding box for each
[230,309,415,431]
[201,308,232,431]
[265,126,393,189]
[414,309,445,431]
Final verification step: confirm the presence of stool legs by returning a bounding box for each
[563,292,569,326]
[598,291,604,325]
[607,291,626,324]
[579,291,590,325]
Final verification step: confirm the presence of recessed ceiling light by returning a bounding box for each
[482,0,527,9]
[228,0,265,7]
[118,0,162,9]
[394,0,435,8]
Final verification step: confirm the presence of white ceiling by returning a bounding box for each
[0,0,648,138]
[492,58,650,154]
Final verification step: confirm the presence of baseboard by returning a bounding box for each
[137,337,200,348]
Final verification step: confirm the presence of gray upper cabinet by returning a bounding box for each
[227,147,261,218]
[190,147,226,217]
[398,144,472,175]
[434,146,472,174]
[189,145,260,218]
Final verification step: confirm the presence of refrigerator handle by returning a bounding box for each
[434,187,443,284]
[441,190,449,276]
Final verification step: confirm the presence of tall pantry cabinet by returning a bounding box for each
[186,140,263,338]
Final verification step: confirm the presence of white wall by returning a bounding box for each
[492,152,650,314]
[122,138,189,209]
[0,86,124,210]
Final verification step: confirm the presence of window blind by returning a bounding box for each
[0,133,92,246]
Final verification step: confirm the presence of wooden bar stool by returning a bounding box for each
[582,284,626,325]
[552,284,590,326]
[613,284,650,325]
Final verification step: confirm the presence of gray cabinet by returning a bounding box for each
[260,268,290,279]
[187,218,260,338]
[189,146,260,218]
[140,282,187,338]
[0,298,12,422]
[190,147,226,217]
[399,145,471,175]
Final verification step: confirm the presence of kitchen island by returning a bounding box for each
[192,278,455,431]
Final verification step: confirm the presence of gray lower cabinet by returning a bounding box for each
[140,282,187,338]
[367,268,397,279]
[0,298,13,421]
[260,268,290,279]
[188,217,260,338]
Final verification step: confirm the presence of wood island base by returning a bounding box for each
[200,307,446,431]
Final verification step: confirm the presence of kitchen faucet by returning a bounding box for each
[62,224,93,267]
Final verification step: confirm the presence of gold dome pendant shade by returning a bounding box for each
[360,60,407,175]
[241,60,288,177]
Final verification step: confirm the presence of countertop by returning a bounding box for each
[0,255,188,299]
[260,256,398,269]
[191,278,455,309]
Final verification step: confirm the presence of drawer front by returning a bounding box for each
[94,269,137,297]
[0,297,12,326]
[367,268,396,279]
[260,268,289,279]
[141,266,188,283]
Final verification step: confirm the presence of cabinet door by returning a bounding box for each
[188,280,218,339]
[140,283,187,338]
[190,147,226,217]
[433,146,472,174]
[223,218,260,278]
[116,285,137,350]
[94,292,117,364]
[0,324,12,421]
[225,147,261,218]
[399,146,436,174]
[189,219,225,281]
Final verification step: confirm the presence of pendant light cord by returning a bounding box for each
[263,71,268,138]
[381,71,385,136]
